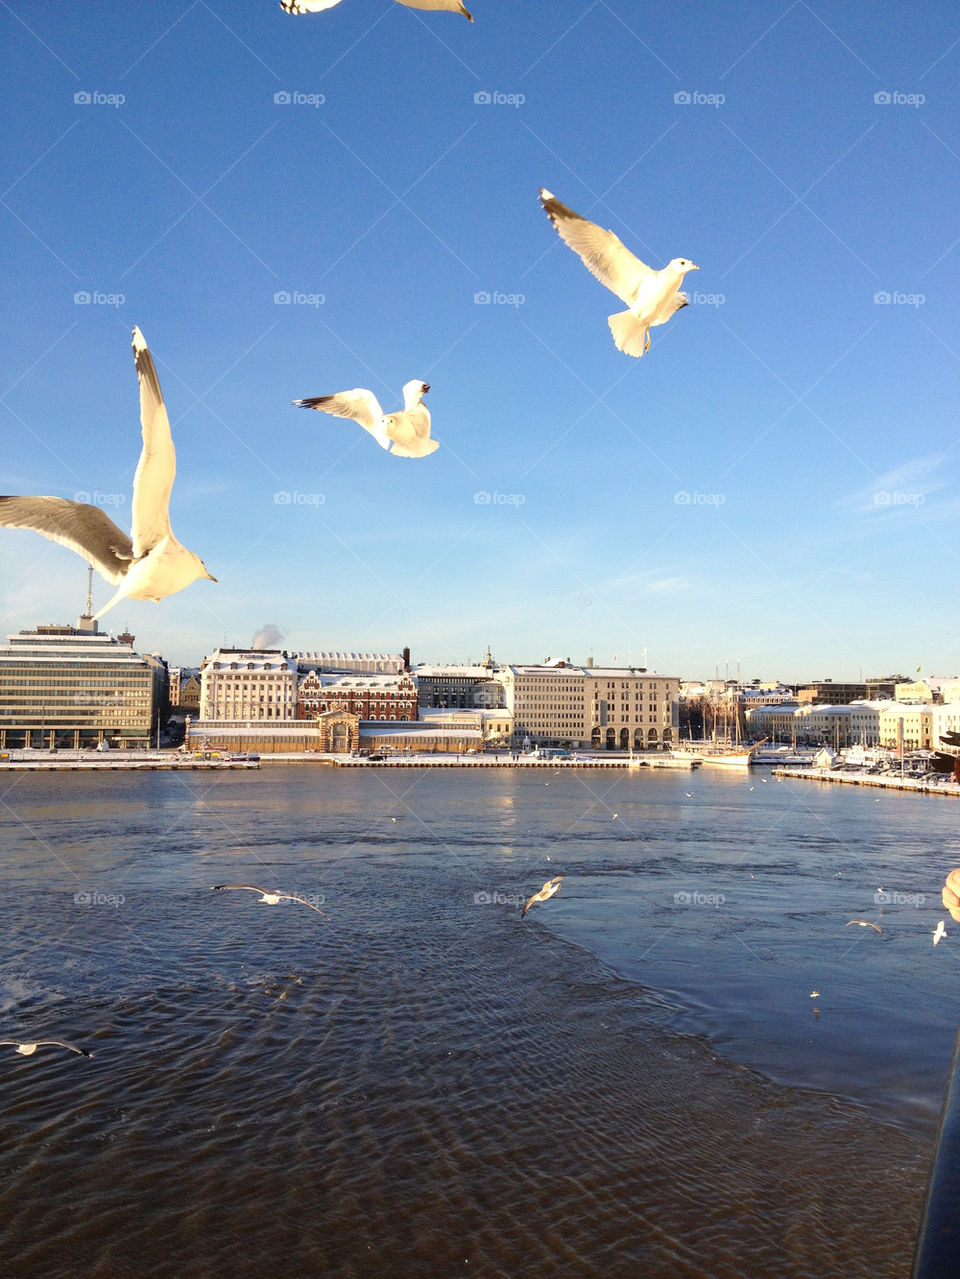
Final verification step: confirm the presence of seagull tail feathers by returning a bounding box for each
[608,310,650,358]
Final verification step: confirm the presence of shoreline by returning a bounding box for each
[773,765,960,796]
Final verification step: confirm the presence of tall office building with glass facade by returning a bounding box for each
[0,623,155,749]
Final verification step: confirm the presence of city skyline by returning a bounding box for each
[2,3,958,678]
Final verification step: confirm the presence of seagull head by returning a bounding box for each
[401,380,430,409]
[669,258,699,275]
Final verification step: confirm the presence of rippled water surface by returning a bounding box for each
[2,765,958,1278]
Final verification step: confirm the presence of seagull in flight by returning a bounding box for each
[933,920,947,946]
[846,919,883,934]
[538,188,698,357]
[0,328,216,619]
[280,0,473,19]
[212,884,328,915]
[0,1039,93,1058]
[293,380,438,458]
[521,875,564,919]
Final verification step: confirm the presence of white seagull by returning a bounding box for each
[280,0,473,19]
[933,920,947,946]
[846,919,883,934]
[0,328,216,619]
[521,875,564,919]
[538,188,698,357]
[0,1039,93,1058]
[293,380,438,458]
[212,884,328,916]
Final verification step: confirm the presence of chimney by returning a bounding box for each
[402,646,411,671]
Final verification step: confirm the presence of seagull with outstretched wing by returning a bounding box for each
[212,884,328,916]
[0,1039,93,1058]
[539,188,698,357]
[293,380,438,458]
[0,328,216,618]
[280,0,472,19]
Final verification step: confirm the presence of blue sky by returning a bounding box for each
[1,0,958,679]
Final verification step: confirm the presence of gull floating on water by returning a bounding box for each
[212,885,328,915]
[0,1039,92,1058]
[933,920,947,946]
[538,188,698,357]
[0,328,216,619]
[521,875,564,919]
[280,0,472,18]
[846,919,883,934]
[293,381,438,458]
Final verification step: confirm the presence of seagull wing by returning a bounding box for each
[212,884,269,894]
[539,189,652,307]
[130,328,175,558]
[394,0,473,19]
[278,893,329,916]
[279,0,343,12]
[293,389,391,450]
[35,1039,91,1056]
[0,496,132,583]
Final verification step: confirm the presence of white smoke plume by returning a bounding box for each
[251,624,285,650]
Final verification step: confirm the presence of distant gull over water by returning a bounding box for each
[212,885,328,915]
[521,875,564,919]
[0,1039,93,1058]
[280,0,473,18]
[538,188,698,357]
[933,920,947,946]
[293,381,438,457]
[0,327,216,619]
[846,919,883,934]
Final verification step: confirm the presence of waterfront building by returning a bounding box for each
[168,668,201,712]
[0,622,155,749]
[894,676,960,704]
[415,653,500,709]
[745,702,803,742]
[497,660,588,748]
[291,651,406,675]
[297,670,417,721]
[796,681,868,705]
[495,661,679,750]
[584,667,680,751]
[199,649,298,721]
[877,702,934,751]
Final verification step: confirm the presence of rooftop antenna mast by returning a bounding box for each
[85,565,93,617]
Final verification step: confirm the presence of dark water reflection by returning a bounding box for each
[0,766,952,1277]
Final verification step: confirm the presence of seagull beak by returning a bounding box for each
[690,263,700,271]
[206,572,218,582]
